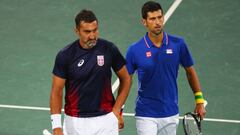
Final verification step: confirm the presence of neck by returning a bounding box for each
[148,32,164,48]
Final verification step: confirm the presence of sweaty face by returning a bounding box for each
[143,10,164,36]
[76,20,99,49]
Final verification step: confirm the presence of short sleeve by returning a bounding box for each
[111,44,126,72]
[125,46,136,75]
[52,51,68,79]
[179,39,194,67]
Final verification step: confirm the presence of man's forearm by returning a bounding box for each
[114,79,131,111]
[186,66,201,93]
[50,89,63,114]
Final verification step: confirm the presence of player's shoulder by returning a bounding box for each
[127,37,144,53]
[167,33,190,50]
[57,40,78,57]
[167,33,185,43]
[61,40,78,52]
[98,38,114,46]
[133,37,144,46]
[97,38,118,50]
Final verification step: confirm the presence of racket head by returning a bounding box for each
[183,112,202,135]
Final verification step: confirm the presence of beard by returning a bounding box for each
[85,40,97,48]
[152,27,163,36]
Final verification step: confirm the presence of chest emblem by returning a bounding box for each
[166,49,173,54]
[77,59,85,67]
[97,55,104,66]
[146,51,152,58]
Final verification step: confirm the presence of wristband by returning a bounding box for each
[51,114,62,129]
[194,91,205,104]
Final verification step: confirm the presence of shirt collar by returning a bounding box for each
[143,31,168,48]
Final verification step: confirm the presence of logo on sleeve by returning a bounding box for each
[97,55,104,66]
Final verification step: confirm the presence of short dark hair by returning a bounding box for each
[142,1,163,19]
[75,9,98,27]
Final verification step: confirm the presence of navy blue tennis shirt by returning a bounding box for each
[53,39,126,117]
[126,32,194,118]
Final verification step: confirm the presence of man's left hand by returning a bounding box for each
[194,103,206,120]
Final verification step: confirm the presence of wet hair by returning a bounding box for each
[142,1,163,19]
[75,9,98,27]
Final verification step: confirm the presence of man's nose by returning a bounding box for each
[155,18,162,24]
[89,33,95,39]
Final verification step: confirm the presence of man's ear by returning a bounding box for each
[141,19,147,27]
[75,27,79,34]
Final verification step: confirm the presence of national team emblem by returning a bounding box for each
[97,55,104,66]
[166,49,173,54]
[146,51,152,57]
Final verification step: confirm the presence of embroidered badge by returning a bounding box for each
[166,49,173,54]
[97,55,104,66]
[146,51,152,57]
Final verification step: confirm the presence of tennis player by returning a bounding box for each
[50,9,131,135]
[125,1,206,135]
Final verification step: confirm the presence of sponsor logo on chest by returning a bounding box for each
[77,59,84,67]
[146,51,152,57]
[166,49,173,54]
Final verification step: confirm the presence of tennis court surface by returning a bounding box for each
[0,0,239,134]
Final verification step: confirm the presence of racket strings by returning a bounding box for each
[184,114,201,135]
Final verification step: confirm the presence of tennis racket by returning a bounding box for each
[183,112,202,135]
[183,100,207,135]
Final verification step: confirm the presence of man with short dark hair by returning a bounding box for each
[126,1,206,135]
[50,9,131,135]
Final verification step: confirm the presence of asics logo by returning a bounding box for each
[78,59,84,67]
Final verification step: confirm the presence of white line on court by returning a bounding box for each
[0,104,239,124]
[111,78,120,93]
[121,113,240,124]
[0,104,62,112]
[164,0,182,25]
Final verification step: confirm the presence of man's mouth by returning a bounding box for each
[86,40,97,47]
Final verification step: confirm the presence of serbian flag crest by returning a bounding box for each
[97,55,104,66]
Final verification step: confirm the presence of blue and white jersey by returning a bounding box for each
[126,32,194,118]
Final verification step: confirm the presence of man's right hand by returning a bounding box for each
[118,114,124,131]
[53,128,64,135]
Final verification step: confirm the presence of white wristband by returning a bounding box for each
[51,114,62,129]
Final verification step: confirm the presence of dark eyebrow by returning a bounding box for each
[149,17,156,19]
[83,30,91,33]
[149,15,162,20]
[83,27,98,33]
